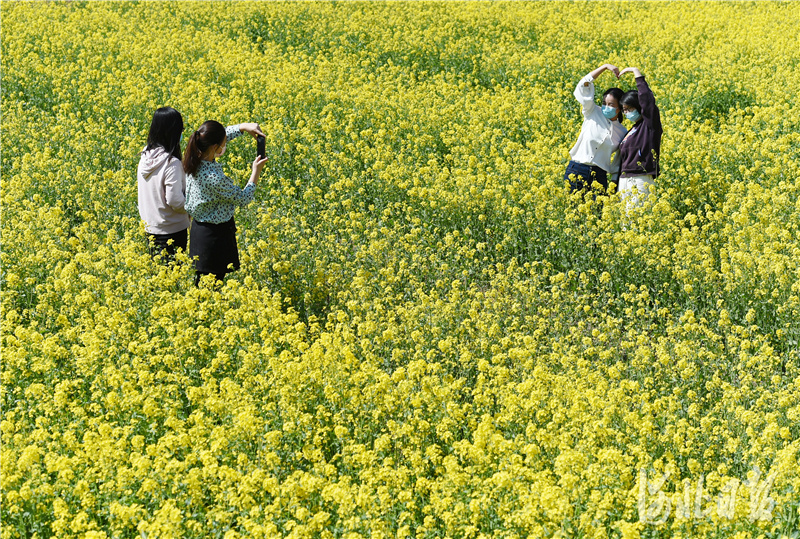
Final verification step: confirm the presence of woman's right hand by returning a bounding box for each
[605,64,620,78]
[249,155,269,185]
[586,63,620,85]
[239,122,266,139]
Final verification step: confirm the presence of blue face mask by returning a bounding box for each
[601,105,617,119]
[625,110,641,123]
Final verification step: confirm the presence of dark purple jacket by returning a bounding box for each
[619,76,662,178]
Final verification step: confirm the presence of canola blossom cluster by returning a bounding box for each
[2,2,799,538]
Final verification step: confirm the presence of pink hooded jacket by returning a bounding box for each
[137,146,190,235]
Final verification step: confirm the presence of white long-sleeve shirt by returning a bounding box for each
[137,146,190,235]
[568,74,627,174]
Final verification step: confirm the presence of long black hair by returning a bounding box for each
[182,120,227,176]
[144,107,184,161]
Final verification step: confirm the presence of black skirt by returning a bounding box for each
[189,218,240,275]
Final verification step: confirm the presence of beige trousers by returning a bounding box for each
[619,175,654,209]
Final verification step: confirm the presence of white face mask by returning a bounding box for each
[216,142,226,157]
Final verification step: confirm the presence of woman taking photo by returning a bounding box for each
[565,63,627,195]
[183,120,268,286]
[137,106,189,260]
[617,67,663,209]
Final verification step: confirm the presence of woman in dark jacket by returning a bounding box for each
[617,67,663,209]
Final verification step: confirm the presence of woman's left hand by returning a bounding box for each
[239,122,265,138]
[619,67,643,78]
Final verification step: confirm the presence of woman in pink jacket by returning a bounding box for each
[137,106,190,260]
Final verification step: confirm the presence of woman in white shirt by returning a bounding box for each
[564,64,627,195]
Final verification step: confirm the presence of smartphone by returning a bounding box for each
[257,135,266,158]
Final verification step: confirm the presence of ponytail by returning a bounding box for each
[182,120,226,175]
[182,131,203,176]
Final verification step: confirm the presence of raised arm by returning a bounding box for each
[236,122,265,139]
[207,168,257,206]
[619,67,642,79]
[574,63,620,116]
[620,67,660,127]
[585,63,620,86]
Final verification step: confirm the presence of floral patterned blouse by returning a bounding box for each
[185,125,256,224]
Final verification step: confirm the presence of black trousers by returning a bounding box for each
[564,160,610,194]
[147,228,188,262]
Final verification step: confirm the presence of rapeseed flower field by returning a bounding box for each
[2,1,799,538]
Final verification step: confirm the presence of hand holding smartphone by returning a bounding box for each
[257,135,266,158]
